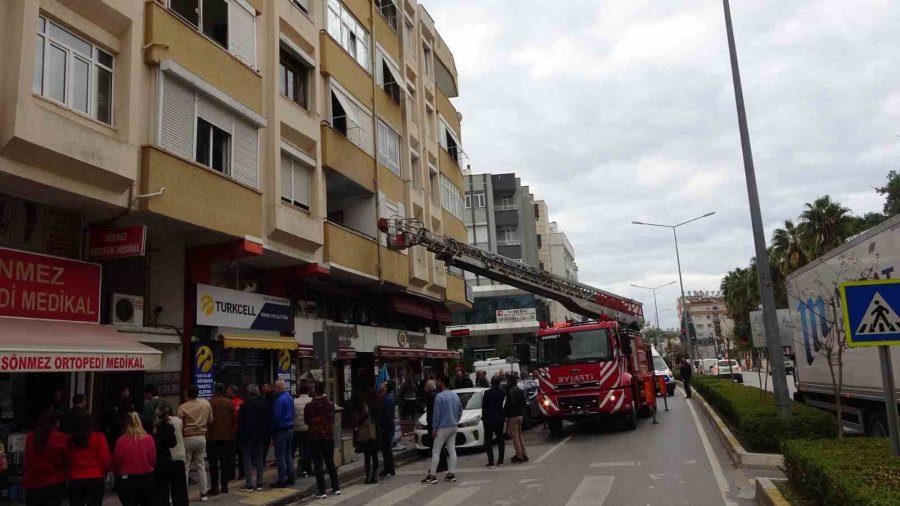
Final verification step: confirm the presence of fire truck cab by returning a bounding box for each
[534,319,656,436]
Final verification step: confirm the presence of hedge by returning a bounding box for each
[691,376,836,453]
[784,438,900,505]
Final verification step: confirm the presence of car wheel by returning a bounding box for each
[547,418,563,437]
[623,403,637,431]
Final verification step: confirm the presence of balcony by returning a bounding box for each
[320,32,373,107]
[439,148,463,189]
[324,221,378,278]
[494,204,518,211]
[322,125,375,193]
[140,146,262,238]
[446,274,471,308]
[382,248,409,287]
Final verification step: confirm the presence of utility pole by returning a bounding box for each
[722,0,791,419]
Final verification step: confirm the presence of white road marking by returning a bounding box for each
[565,476,615,506]
[461,480,493,485]
[685,398,739,506]
[588,461,638,468]
[518,478,541,484]
[534,434,573,464]
[305,484,372,504]
[396,465,536,476]
[423,486,480,506]
[361,483,422,506]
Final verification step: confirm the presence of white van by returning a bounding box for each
[651,347,676,396]
[470,358,521,383]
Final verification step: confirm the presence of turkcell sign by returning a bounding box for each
[196,283,293,332]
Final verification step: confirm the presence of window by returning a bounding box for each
[467,225,487,244]
[158,73,259,188]
[422,42,433,78]
[440,174,464,220]
[403,18,415,56]
[291,0,310,15]
[536,234,542,248]
[330,82,374,155]
[377,120,401,176]
[375,0,398,31]
[195,118,231,174]
[411,153,421,188]
[498,227,516,242]
[473,191,485,207]
[439,118,460,162]
[425,106,435,141]
[499,194,514,207]
[326,0,369,71]
[377,50,402,104]
[34,16,114,124]
[280,46,309,109]
[539,329,612,364]
[430,171,439,202]
[464,193,472,209]
[281,149,312,210]
[166,0,257,67]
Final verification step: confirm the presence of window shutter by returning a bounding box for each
[292,160,311,208]
[159,74,196,160]
[230,0,257,68]
[197,94,233,133]
[281,152,293,201]
[232,117,258,188]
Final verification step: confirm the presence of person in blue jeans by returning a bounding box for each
[270,380,296,487]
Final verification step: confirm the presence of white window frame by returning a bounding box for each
[377,119,401,176]
[475,192,485,208]
[440,174,464,220]
[464,193,471,209]
[34,15,114,125]
[375,0,398,31]
[326,0,370,72]
[281,143,314,211]
[165,0,257,68]
[291,0,310,15]
[422,40,433,79]
[376,46,405,104]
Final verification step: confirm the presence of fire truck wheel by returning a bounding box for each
[547,419,563,437]
[623,404,637,431]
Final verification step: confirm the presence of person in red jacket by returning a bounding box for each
[66,413,111,506]
[113,412,157,506]
[24,410,68,506]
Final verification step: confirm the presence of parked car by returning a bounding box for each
[712,359,744,382]
[651,347,677,396]
[414,388,487,453]
[517,379,542,429]
[768,358,795,375]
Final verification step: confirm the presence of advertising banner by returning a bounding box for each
[276,349,294,392]
[0,351,160,372]
[193,344,215,399]
[196,284,293,332]
[496,308,537,323]
[0,246,101,322]
[88,226,147,260]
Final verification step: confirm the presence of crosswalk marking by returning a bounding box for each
[310,484,373,504]
[362,483,423,506]
[589,461,638,468]
[565,476,615,506]
[396,465,536,476]
[423,487,480,506]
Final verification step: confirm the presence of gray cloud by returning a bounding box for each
[426,0,900,328]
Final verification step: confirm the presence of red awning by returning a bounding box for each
[425,349,460,359]
[432,305,452,323]
[386,295,435,320]
[0,319,162,372]
[338,347,357,360]
[298,345,315,357]
[377,346,426,359]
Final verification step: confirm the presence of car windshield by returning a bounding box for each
[538,329,612,364]
[652,356,668,371]
[456,390,483,410]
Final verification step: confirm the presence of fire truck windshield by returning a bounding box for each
[538,329,612,364]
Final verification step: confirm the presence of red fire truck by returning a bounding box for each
[535,320,656,435]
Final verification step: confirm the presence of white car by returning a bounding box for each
[414,388,486,452]
[712,359,744,382]
[651,348,677,396]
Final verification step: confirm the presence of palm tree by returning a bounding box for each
[771,219,809,275]
[798,196,855,258]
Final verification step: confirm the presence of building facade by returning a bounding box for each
[535,200,579,323]
[0,0,468,459]
[676,291,734,342]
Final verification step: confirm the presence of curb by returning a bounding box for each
[755,477,791,506]
[691,388,784,470]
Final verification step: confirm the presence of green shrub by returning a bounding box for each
[784,438,900,505]
[692,376,835,453]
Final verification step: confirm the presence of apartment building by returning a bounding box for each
[0,0,468,444]
[535,200,580,323]
[676,291,734,342]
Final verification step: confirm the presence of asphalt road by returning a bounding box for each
[737,369,798,398]
[296,387,777,506]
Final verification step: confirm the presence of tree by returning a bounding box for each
[850,212,887,235]
[798,196,855,258]
[771,220,810,274]
[876,170,900,217]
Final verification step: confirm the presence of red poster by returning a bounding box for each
[0,247,101,322]
[88,226,146,260]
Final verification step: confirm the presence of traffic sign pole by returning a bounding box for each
[878,345,900,456]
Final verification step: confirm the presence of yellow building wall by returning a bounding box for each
[324,222,378,277]
[320,32,374,105]
[322,125,376,193]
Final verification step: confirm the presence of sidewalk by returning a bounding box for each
[102,434,420,506]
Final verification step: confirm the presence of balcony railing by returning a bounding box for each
[495,204,518,211]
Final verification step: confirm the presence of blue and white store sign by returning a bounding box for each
[196,283,294,332]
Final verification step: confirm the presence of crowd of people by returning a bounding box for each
[21,379,345,506]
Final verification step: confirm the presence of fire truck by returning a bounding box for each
[378,218,657,435]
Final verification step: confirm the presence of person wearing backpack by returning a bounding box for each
[354,389,382,484]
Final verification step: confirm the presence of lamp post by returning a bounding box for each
[721,0,791,420]
[633,212,715,363]
[631,281,676,333]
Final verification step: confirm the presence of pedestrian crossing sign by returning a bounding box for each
[840,279,900,347]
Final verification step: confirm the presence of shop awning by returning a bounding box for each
[386,294,451,323]
[0,319,162,372]
[425,349,461,359]
[377,346,426,359]
[298,345,315,357]
[338,347,357,360]
[432,305,452,323]
[221,333,298,350]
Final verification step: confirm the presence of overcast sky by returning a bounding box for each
[426,0,900,329]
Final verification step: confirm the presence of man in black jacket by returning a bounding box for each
[238,384,270,492]
[481,376,506,467]
[505,375,528,463]
[680,359,693,399]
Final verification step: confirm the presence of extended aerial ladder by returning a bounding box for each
[377,218,644,326]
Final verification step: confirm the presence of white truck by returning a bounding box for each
[787,215,900,436]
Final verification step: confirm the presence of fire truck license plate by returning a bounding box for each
[572,410,591,415]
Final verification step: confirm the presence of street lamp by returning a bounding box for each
[631,281,676,331]
[632,212,715,363]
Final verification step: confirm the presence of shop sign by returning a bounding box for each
[465,281,474,303]
[0,352,159,372]
[0,246,101,323]
[496,308,536,323]
[88,226,147,260]
[193,344,215,399]
[196,284,293,332]
[276,349,294,391]
[326,324,358,347]
[397,331,426,349]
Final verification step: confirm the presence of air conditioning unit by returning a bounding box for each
[110,293,144,326]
